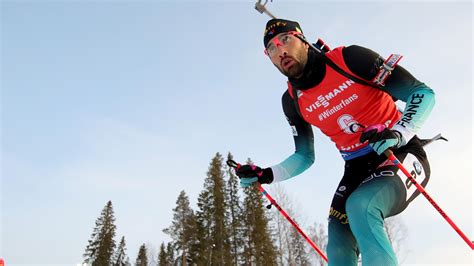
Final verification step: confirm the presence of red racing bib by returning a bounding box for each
[288,47,401,153]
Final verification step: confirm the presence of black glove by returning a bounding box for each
[236,164,274,188]
[360,124,402,155]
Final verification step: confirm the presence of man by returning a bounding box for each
[235,19,435,265]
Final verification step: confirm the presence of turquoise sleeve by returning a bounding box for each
[389,84,435,145]
[270,150,315,182]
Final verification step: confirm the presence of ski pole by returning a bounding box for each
[383,149,474,250]
[226,159,328,262]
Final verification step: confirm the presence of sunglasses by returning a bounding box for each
[264,31,302,57]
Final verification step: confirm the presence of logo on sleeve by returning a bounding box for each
[291,126,298,136]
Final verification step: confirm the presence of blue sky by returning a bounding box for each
[1,1,472,265]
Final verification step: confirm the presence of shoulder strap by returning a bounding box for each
[321,55,381,89]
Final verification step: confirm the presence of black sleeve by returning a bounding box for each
[281,91,315,160]
[342,45,427,101]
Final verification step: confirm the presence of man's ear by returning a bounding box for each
[304,42,310,51]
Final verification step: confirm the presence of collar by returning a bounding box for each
[288,48,326,90]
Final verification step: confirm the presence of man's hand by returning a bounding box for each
[236,164,274,188]
[360,124,402,155]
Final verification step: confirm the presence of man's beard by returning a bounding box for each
[278,61,305,78]
[275,55,307,78]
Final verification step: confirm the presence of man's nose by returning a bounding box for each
[278,48,288,58]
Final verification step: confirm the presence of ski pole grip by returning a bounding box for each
[226,159,241,170]
[384,149,394,158]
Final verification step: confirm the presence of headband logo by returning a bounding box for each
[264,21,287,36]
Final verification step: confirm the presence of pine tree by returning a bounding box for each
[163,190,197,265]
[188,214,207,265]
[83,200,117,266]
[135,244,148,266]
[195,153,232,265]
[241,159,277,265]
[112,236,129,266]
[225,152,245,265]
[158,242,168,266]
[166,242,175,265]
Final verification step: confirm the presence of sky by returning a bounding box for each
[1,0,473,265]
